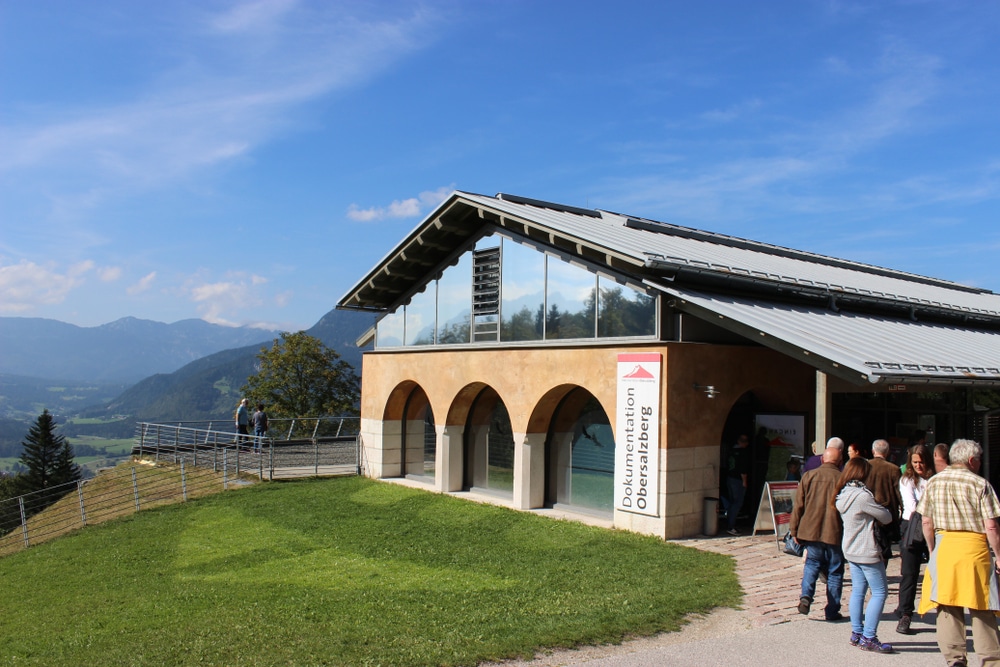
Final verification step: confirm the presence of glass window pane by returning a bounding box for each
[597,276,657,338]
[548,391,614,514]
[464,388,513,497]
[500,239,544,342]
[437,252,472,344]
[375,309,403,348]
[545,257,596,340]
[404,286,436,346]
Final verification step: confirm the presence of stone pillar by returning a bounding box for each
[513,431,546,509]
[438,424,465,492]
[815,370,830,445]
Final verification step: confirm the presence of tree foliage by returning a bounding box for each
[17,409,82,494]
[240,332,360,420]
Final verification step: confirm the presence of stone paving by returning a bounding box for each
[673,531,908,628]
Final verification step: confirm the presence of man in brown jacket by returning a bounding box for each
[868,438,902,560]
[789,444,845,620]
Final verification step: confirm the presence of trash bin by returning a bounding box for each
[703,496,719,536]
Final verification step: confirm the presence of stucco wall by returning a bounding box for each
[358,341,816,539]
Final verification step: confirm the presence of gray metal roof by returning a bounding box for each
[337,191,1000,386]
[663,284,1000,386]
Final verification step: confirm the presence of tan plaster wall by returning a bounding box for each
[359,341,817,539]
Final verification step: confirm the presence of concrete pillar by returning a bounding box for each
[815,370,830,444]
[513,431,546,509]
[438,424,464,492]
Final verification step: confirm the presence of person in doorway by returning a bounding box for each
[786,457,803,481]
[789,445,845,622]
[933,443,950,473]
[867,439,902,561]
[894,443,934,635]
[835,457,894,653]
[803,440,824,473]
[235,398,250,441]
[721,434,751,536]
[917,439,1000,667]
[251,402,268,453]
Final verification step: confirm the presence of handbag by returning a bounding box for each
[901,512,926,551]
[782,531,804,557]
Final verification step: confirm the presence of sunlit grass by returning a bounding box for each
[0,476,740,666]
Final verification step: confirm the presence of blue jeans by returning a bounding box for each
[849,560,887,639]
[801,542,844,619]
[723,477,745,530]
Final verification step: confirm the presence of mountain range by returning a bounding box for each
[0,316,283,383]
[0,309,376,447]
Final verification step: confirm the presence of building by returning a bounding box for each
[337,191,1000,539]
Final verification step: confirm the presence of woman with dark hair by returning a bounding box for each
[894,444,934,634]
[835,457,894,654]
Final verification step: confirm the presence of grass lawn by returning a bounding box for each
[0,477,741,666]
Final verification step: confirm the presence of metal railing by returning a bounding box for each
[147,417,359,441]
[132,419,361,481]
[0,460,241,557]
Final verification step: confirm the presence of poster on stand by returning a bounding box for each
[751,481,799,541]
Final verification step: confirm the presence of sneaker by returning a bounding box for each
[826,612,844,622]
[798,596,811,615]
[726,528,740,536]
[858,635,893,653]
[850,632,862,646]
[896,614,913,635]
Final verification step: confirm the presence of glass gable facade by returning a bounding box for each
[375,233,656,347]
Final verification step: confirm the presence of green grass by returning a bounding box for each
[0,477,741,666]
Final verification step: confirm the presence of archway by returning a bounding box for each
[401,386,436,480]
[463,386,514,497]
[545,387,615,515]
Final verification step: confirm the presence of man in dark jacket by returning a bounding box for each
[789,445,845,620]
[868,438,902,560]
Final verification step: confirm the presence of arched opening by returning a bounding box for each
[463,387,514,497]
[401,386,436,480]
[546,387,615,515]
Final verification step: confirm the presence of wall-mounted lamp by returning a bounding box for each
[693,383,721,399]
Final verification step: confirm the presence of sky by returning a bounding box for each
[2,1,999,331]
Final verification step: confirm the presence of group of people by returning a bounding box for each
[788,435,1000,664]
[235,398,269,451]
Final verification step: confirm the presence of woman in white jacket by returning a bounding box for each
[834,457,894,654]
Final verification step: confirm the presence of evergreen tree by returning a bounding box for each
[17,410,82,495]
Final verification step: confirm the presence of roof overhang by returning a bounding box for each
[337,191,646,312]
[661,284,1000,387]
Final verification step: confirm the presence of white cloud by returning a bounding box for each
[347,185,454,222]
[0,259,94,313]
[210,0,298,34]
[186,272,269,325]
[98,266,122,282]
[127,271,157,295]
[0,6,445,198]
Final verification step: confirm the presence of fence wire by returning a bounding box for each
[0,418,361,558]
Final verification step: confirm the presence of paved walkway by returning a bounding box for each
[492,533,970,667]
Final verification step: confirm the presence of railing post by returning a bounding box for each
[223,449,229,490]
[336,418,343,437]
[287,419,295,440]
[18,496,29,549]
[315,439,320,476]
[77,480,87,527]
[181,461,188,501]
[269,440,274,481]
[312,419,320,439]
[132,467,140,512]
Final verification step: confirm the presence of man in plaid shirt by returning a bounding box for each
[918,439,1000,666]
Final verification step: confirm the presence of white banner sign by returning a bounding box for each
[614,353,662,516]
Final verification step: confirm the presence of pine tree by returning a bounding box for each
[17,409,82,495]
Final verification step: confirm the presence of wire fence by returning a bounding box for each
[0,460,246,557]
[0,417,362,558]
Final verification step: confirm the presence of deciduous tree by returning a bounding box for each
[240,332,360,422]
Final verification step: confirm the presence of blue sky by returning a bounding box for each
[2,1,999,331]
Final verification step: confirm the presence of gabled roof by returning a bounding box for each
[337,191,1000,386]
